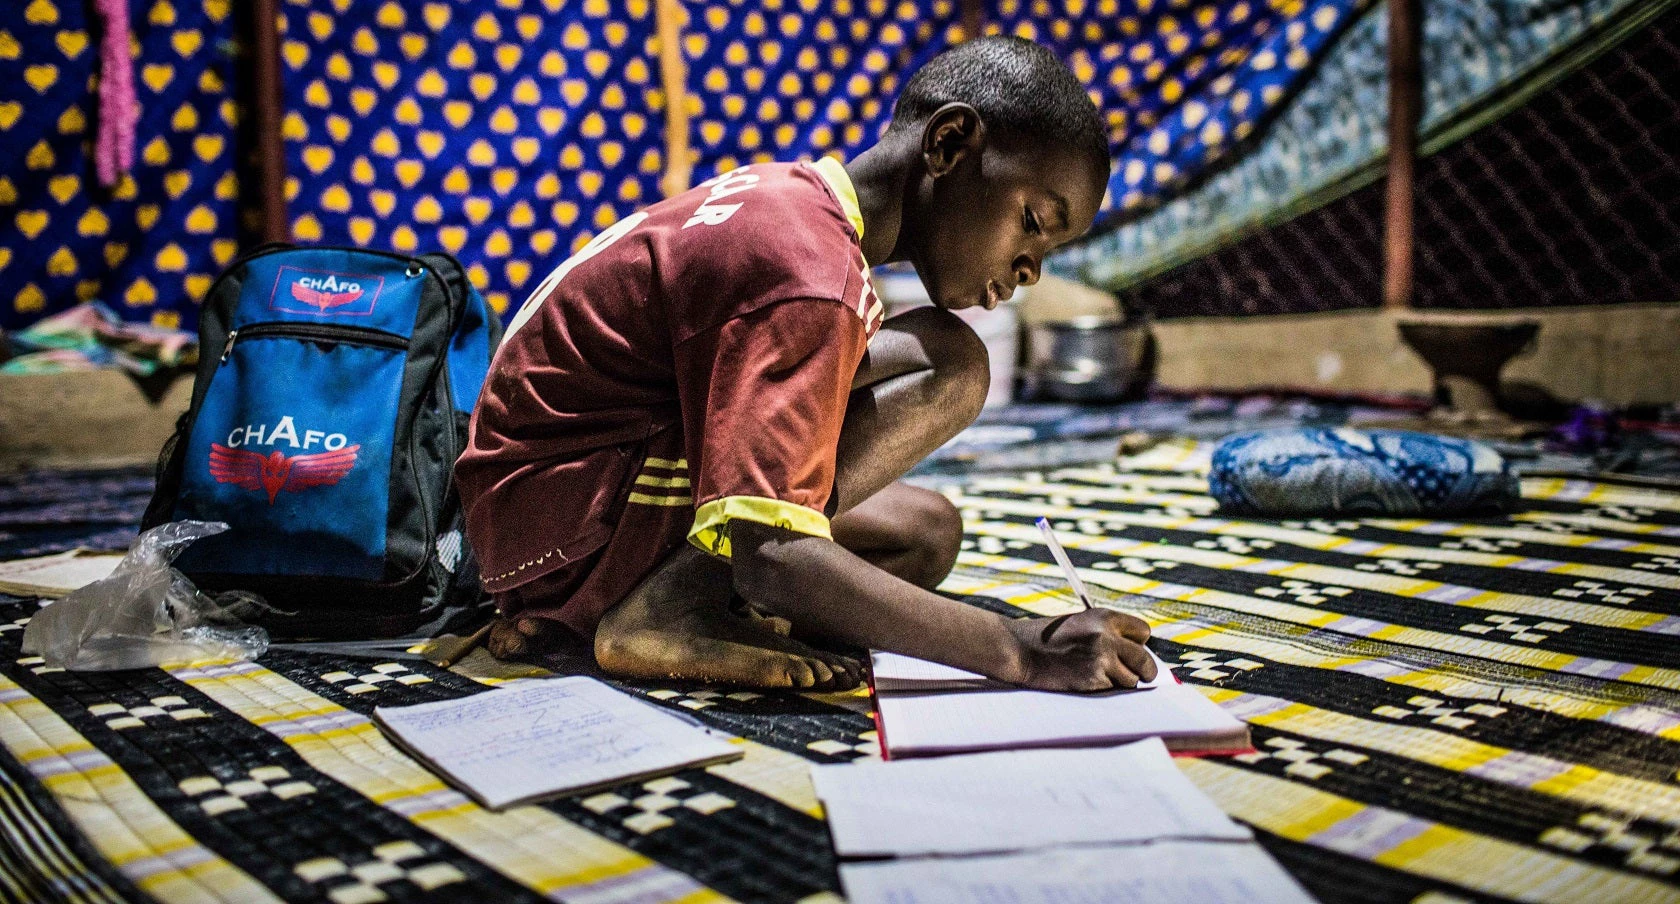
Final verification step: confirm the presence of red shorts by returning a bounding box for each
[493,429,694,638]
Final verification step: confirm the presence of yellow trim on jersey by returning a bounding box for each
[689,495,833,560]
[634,473,693,489]
[629,491,693,507]
[811,156,865,241]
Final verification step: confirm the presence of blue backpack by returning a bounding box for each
[143,245,502,639]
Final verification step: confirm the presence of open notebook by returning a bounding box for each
[373,676,743,809]
[870,648,1252,758]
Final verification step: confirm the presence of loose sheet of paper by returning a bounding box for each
[871,648,1247,756]
[839,839,1318,904]
[0,550,124,598]
[812,738,1249,857]
[374,676,741,809]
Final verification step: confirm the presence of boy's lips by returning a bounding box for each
[983,281,1003,310]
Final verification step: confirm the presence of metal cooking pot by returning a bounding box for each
[1020,314,1154,403]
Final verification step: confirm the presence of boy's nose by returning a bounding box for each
[1014,257,1040,287]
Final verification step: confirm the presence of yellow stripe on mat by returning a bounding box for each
[953,489,1680,592]
[167,660,728,904]
[949,562,1680,747]
[1522,478,1680,514]
[0,676,280,904]
[963,513,1680,608]
[955,549,1680,694]
[1205,687,1680,822]
[946,563,1680,734]
[1177,759,1680,904]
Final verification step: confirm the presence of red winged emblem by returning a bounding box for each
[209,443,360,504]
[290,282,364,311]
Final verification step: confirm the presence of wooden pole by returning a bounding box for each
[1382,0,1420,310]
[961,0,984,40]
[656,0,692,198]
[249,0,290,243]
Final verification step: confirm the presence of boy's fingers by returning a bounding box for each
[1115,640,1156,682]
[1109,612,1151,642]
[1103,658,1140,689]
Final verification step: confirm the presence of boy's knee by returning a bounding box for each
[901,306,990,423]
[903,486,964,590]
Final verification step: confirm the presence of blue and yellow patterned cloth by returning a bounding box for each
[1210,427,1522,515]
[0,0,243,333]
[3,0,1375,332]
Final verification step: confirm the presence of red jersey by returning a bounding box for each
[456,159,882,634]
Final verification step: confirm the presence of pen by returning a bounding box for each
[434,621,494,669]
[1036,517,1093,610]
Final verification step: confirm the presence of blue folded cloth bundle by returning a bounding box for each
[1209,428,1520,516]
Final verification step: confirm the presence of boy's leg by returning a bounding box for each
[829,481,962,591]
[593,307,987,688]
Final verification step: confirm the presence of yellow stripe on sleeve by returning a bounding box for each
[689,495,832,559]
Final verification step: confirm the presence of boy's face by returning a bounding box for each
[909,135,1106,312]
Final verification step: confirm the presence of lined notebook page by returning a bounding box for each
[871,649,1165,693]
[374,676,742,809]
[871,648,1248,757]
[812,739,1250,857]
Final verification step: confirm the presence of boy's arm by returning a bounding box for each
[729,520,1157,691]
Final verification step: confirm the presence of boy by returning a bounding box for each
[456,36,1157,692]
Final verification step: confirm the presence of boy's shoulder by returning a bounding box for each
[651,161,869,341]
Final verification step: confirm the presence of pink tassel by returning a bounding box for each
[94,0,137,187]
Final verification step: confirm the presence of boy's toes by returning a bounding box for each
[486,616,566,660]
[780,656,818,688]
[487,618,528,659]
[830,654,864,689]
[810,653,862,691]
[806,657,838,688]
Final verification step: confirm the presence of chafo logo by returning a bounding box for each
[210,416,360,504]
[291,273,365,311]
[224,415,349,450]
[270,265,383,316]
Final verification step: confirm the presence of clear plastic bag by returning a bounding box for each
[21,521,270,670]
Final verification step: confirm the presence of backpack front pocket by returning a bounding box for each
[173,324,409,581]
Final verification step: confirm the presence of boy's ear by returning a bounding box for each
[920,102,985,178]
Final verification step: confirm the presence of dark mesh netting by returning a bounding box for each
[1118,8,1680,318]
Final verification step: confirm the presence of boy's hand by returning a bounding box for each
[1004,609,1157,692]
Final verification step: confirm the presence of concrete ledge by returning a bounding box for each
[0,371,192,472]
[1152,303,1680,405]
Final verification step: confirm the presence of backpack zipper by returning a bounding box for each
[220,322,411,362]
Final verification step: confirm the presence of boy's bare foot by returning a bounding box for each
[595,546,863,691]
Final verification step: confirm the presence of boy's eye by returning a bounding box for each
[1023,208,1042,235]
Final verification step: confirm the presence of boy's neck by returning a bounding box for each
[843,133,920,268]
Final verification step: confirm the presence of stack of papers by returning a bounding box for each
[0,550,124,598]
[870,648,1252,758]
[814,741,1250,857]
[813,740,1316,904]
[838,840,1317,904]
[374,676,743,809]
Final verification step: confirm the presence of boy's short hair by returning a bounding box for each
[888,35,1109,172]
